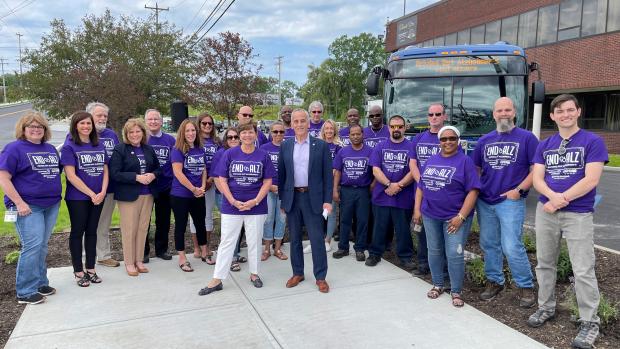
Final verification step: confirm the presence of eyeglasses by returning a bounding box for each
[439,136,459,142]
[369,114,382,118]
[201,121,213,126]
[311,111,322,114]
[428,113,443,117]
[271,130,285,134]
[240,113,254,118]
[558,138,570,155]
[227,135,239,140]
[389,125,405,130]
[26,125,45,130]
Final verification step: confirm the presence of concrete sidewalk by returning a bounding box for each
[6,245,547,349]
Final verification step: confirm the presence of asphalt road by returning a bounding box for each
[0,102,67,148]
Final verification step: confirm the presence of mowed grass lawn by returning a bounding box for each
[608,154,620,167]
[0,176,120,237]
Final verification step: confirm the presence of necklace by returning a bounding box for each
[370,125,385,137]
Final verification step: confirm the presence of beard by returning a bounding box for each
[95,123,107,133]
[391,131,402,139]
[497,119,514,133]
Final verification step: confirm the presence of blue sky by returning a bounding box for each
[0,0,436,87]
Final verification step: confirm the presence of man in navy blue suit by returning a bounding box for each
[278,108,333,293]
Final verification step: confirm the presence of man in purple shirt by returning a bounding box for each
[339,108,360,146]
[365,115,416,270]
[363,105,389,148]
[279,105,295,140]
[527,94,608,349]
[144,109,176,261]
[473,97,538,307]
[237,106,268,146]
[308,101,325,138]
[86,102,121,268]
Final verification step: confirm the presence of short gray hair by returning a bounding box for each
[85,102,109,114]
[308,101,323,112]
[270,120,285,130]
[144,109,162,119]
[292,108,310,121]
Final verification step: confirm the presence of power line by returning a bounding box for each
[0,0,37,21]
[187,0,224,44]
[184,0,209,32]
[144,2,169,29]
[190,0,236,48]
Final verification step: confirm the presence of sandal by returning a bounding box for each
[427,286,444,299]
[451,292,465,308]
[201,254,216,265]
[86,271,102,283]
[230,261,241,272]
[261,250,271,261]
[237,256,248,263]
[74,272,90,287]
[273,250,288,260]
[179,261,194,272]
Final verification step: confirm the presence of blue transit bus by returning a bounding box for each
[366,42,543,151]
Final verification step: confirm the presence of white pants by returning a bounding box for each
[189,185,216,233]
[213,214,266,280]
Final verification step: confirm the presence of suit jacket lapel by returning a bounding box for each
[288,140,295,186]
[308,136,315,180]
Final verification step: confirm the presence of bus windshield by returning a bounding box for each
[384,55,528,136]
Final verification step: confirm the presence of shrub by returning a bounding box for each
[522,233,536,253]
[5,250,19,265]
[556,242,573,282]
[466,256,486,287]
[568,291,619,327]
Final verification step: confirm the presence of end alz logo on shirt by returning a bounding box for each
[343,157,368,179]
[416,143,441,166]
[382,149,409,173]
[185,154,205,176]
[76,150,105,176]
[267,152,279,171]
[27,152,60,179]
[204,144,218,163]
[543,147,584,179]
[152,145,170,166]
[100,138,115,156]
[484,142,520,169]
[229,160,263,186]
[422,165,456,191]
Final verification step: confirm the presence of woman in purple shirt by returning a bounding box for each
[170,119,208,272]
[199,122,273,295]
[413,126,480,308]
[61,111,109,287]
[0,112,62,304]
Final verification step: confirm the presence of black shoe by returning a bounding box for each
[399,259,416,271]
[17,293,46,305]
[156,252,172,260]
[365,255,381,266]
[412,266,430,276]
[251,276,263,288]
[479,281,504,301]
[143,255,150,264]
[332,249,349,259]
[198,282,223,296]
[334,234,340,242]
[37,285,56,296]
[355,251,366,261]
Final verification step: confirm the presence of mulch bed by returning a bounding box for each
[1,226,619,348]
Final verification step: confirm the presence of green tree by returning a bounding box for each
[23,11,192,131]
[280,80,298,104]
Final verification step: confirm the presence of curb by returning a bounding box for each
[524,223,620,255]
[0,101,30,110]
[603,166,620,172]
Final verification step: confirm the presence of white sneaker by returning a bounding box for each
[303,244,312,254]
[325,241,332,252]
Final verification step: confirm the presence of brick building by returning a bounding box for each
[385,0,620,152]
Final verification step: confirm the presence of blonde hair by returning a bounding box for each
[15,111,52,142]
[122,118,148,145]
[175,119,203,154]
[319,119,342,145]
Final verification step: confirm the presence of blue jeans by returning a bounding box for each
[369,205,413,261]
[14,202,60,298]
[338,186,370,252]
[422,214,472,294]
[477,198,533,288]
[326,200,337,239]
[263,192,286,240]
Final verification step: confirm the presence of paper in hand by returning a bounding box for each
[322,208,328,220]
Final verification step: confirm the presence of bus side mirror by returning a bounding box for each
[366,65,383,96]
[532,81,545,104]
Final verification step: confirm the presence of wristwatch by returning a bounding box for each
[516,186,527,195]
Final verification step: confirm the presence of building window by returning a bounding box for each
[445,32,457,45]
[518,9,538,48]
[457,28,470,44]
[537,4,559,45]
[433,36,445,46]
[485,20,500,43]
[608,0,620,32]
[582,0,608,36]
[470,24,485,44]
[501,15,519,44]
[558,0,582,40]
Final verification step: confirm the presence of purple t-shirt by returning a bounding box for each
[170,147,206,198]
[369,139,415,209]
[132,146,151,195]
[533,129,608,213]
[60,139,108,201]
[255,130,269,147]
[411,130,442,168]
[215,147,275,215]
[284,128,295,140]
[309,120,324,138]
[363,125,390,148]
[339,127,351,146]
[419,152,481,220]
[327,142,342,161]
[203,137,220,174]
[333,145,373,187]
[473,128,538,205]
[98,128,119,193]
[148,132,176,191]
[260,142,281,186]
[0,140,61,208]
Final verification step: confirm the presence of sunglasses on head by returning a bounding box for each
[558,138,570,155]
[227,135,239,140]
[272,130,285,134]
[428,112,443,117]
[240,113,254,118]
[389,125,404,130]
[201,121,213,126]
[439,136,459,142]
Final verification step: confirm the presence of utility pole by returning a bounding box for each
[0,58,7,103]
[275,56,283,105]
[16,33,23,88]
[403,0,406,16]
[145,2,169,31]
